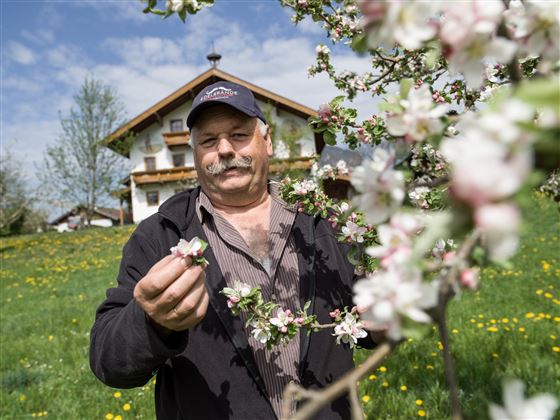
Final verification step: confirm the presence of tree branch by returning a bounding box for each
[281,342,395,420]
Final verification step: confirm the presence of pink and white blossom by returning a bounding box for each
[292,179,318,195]
[222,281,253,301]
[439,1,517,86]
[166,0,185,12]
[460,268,479,290]
[441,133,532,207]
[386,85,448,142]
[475,203,520,261]
[504,0,560,64]
[341,221,367,243]
[489,379,558,420]
[170,237,204,258]
[366,213,422,269]
[332,313,368,348]
[353,268,436,341]
[269,308,294,330]
[362,1,437,50]
[352,148,404,224]
[250,321,272,345]
[336,160,349,175]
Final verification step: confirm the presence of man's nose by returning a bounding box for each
[216,137,235,157]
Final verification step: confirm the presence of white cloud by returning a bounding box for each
[295,16,326,35]
[21,29,55,45]
[7,42,36,65]
[68,0,150,23]
[45,44,89,69]
[102,37,185,67]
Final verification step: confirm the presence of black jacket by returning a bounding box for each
[90,187,373,419]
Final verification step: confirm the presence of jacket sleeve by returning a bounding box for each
[89,222,188,388]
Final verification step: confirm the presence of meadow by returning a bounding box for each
[1,193,558,419]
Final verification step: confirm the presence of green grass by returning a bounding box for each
[1,194,558,419]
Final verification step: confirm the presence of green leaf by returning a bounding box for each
[350,34,368,55]
[378,101,402,114]
[400,78,414,99]
[330,95,346,107]
[178,8,187,22]
[516,77,560,110]
[324,130,337,145]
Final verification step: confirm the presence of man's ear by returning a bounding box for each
[265,130,273,157]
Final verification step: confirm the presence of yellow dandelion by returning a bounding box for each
[113,391,122,399]
[369,374,377,380]
[490,319,497,324]
[437,341,443,350]
[452,329,459,334]
[418,409,426,417]
[382,381,389,387]
[48,335,54,342]
[553,346,560,353]
[362,395,371,403]
[545,293,553,299]
[525,312,535,319]
[512,317,518,323]
[487,326,499,332]
[400,385,407,391]
[536,289,544,295]
[123,403,131,412]
[550,335,557,340]
[115,417,122,420]
[416,399,423,406]
[477,323,484,328]
[105,414,114,420]
[379,366,387,372]
[18,394,26,402]
[426,365,434,370]
[470,318,476,323]
[519,327,526,332]
[492,353,499,358]
[501,318,509,323]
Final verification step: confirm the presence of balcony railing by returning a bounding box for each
[163,131,190,148]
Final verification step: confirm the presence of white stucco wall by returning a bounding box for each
[131,181,186,223]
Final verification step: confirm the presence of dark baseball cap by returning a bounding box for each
[186,81,267,129]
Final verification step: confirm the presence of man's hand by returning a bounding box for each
[134,255,209,333]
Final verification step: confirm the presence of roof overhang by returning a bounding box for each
[104,68,324,157]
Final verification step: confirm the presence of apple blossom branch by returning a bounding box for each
[281,342,395,420]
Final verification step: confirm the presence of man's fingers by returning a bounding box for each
[157,266,205,310]
[140,256,193,298]
[170,290,209,330]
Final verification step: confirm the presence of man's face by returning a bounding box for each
[192,105,273,200]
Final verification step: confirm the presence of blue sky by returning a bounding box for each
[1,0,375,204]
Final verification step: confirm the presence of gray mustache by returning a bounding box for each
[206,156,252,176]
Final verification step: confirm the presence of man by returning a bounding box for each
[90,81,374,419]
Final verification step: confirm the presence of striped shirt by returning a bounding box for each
[196,184,300,418]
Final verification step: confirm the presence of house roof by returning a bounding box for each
[49,206,121,225]
[104,68,324,157]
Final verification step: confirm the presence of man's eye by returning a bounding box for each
[232,133,248,138]
[200,138,216,147]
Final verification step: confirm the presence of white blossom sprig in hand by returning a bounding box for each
[170,237,209,267]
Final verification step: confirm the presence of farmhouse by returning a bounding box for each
[106,61,326,223]
[50,205,122,232]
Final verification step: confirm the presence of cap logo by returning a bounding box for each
[201,86,238,102]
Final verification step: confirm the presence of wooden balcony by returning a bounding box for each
[132,166,198,185]
[163,131,190,148]
[132,157,315,186]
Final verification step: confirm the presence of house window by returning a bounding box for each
[144,157,156,171]
[172,153,185,167]
[146,191,159,206]
[170,119,184,132]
